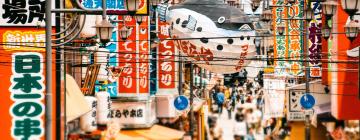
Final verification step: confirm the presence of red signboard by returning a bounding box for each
[157,20,176,89]
[331,5,360,119]
[118,16,138,94]
[0,27,57,140]
[118,16,150,95]
[138,17,149,93]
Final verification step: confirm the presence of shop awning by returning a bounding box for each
[117,125,185,140]
[65,74,91,123]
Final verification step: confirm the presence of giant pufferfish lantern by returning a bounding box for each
[163,0,257,74]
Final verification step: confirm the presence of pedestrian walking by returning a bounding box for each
[226,99,232,119]
[215,87,225,115]
[209,118,223,140]
[233,113,247,140]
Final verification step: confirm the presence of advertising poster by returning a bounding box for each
[0,27,57,140]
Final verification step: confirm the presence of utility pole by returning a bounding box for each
[199,68,203,97]
[304,3,311,140]
[179,54,183,95]
[189,62,194,139]
[45,0,53,139]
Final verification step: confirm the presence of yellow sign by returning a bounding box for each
[1,29,45,51]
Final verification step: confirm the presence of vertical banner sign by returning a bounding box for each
[101,16,119,97]
[309,2,322,78]
[138,16,150,94]
[118,16,137,95]
[273,0,288,76]
[0,28,56,140]
[273,0,303,76]
[157,19,176,90]
[287,0,303,76]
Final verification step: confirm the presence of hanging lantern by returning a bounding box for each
[125,0,140,15]
[322,23,331,40]
[119,26,133,41]
[304,6,314,23]
[94,19,115,44]
[321,0,338,20]
[344,20,360,42]
[340,0,360,19]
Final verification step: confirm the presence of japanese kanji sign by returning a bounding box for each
[0,0,55,26]
[308,2,322,78]
[111,101,147,124]
[117,16,150,96]
[157,19,177,90]
[272,0,303,76]
[81,0,149,15]
[138,17,149,94]
[118,16,138,95]
[0,27,56,139]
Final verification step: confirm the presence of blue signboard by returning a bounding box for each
[82,0,124,9]
[300,94,315,110]
[95,16,118,97]
[81,0,149,15]
[174,95,189,111]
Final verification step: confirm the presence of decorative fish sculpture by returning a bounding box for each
[162,0,258,74]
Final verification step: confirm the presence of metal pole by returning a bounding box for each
[179,54,183,95]
[45,0,53,139]
[189,62,194,138]
[304,6,311,140]
[102,0,107,20]
[199,68,203,97]
[305,114,311,140]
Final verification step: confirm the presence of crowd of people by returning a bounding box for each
[208,80,288,140]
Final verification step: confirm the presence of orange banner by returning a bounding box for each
[0,27,57,140]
